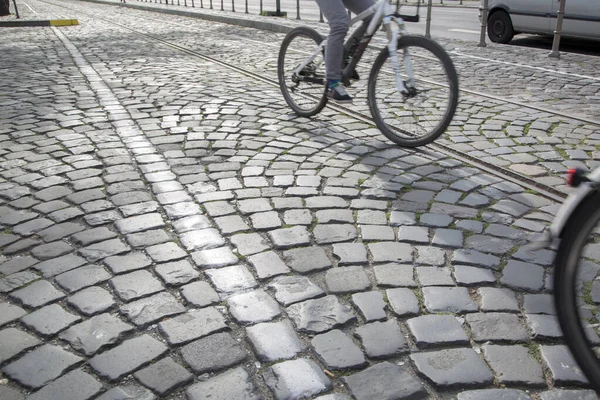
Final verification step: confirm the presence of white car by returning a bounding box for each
[480,0,600,43]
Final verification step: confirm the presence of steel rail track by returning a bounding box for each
[43,0,580,202]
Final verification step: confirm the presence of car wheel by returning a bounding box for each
[487,10,514,43]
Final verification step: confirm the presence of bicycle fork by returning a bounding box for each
[384,16,413,97]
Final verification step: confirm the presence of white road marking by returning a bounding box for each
[22,2,38,14]
[449,28,480,34]
[450,51,600,81]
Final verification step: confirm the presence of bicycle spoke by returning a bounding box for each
[277,28,327,116]
[368,36,458,147]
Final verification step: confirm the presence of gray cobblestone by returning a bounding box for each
[67,286,115,316]
[90,334,168,381]
[181,332,247,373]
[3,344,82,388]
[312,329,366,370]
[264,359,331,400]
[60,313,134,355]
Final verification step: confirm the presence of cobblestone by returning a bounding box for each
[263,359,331,400]
[89,334,168,381]
[3,344,82,388]
[181,332,247,373]
[60,313,134,355]
[1,6,596,398]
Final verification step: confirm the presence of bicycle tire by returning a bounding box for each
[554,189,600,390]
[367,35,458,147]
[277,27,328,117]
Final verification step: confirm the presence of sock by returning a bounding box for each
[328,79,340,90]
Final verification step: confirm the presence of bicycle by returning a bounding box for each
[277,0,459,148]
[531,168,600,391]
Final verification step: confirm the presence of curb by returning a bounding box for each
[82,0,294,34]
[0,19,79,27]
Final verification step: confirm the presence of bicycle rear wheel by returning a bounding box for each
[368,35,458,147]
[554,190,600,390]
[277,27,328,117]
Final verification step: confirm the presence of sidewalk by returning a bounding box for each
[0,0,599,399]
[0,0,78,26]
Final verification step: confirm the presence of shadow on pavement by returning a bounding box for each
[509,34,600,57]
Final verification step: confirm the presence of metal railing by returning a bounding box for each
[132,0,469,23]
[131,0,568,58]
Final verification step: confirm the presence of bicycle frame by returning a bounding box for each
[292,0,415,95]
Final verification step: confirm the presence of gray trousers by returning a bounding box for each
[315,0,375,81]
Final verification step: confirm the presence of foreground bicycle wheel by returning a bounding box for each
[554,190,600,390]
[368,35,458,147]
[278,27,328,117]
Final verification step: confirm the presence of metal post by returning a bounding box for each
[296,0,300,19]
[210,0,213,8]
[184,0,187,6]
[348,10,351,18]
[232,0,235,12]
[478,0,488,47]
[12,0,20,18]
[319,9,324,22]
[460,0,463,4]
[425,0,433,38]
[192,0,194,6]
[245,0,248,13]
[259,0,262,14]
[220,0,223,10]
[276,0,281,15]
[549,0,566,58]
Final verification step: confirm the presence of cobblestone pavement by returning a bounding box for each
[1,0,600,399]
[59,0,600,192]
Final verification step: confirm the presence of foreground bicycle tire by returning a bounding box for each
[554,190,600,391]
[368,35,458,147]
[278,27,328,117]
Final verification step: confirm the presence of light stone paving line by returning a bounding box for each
[48,26,236,251]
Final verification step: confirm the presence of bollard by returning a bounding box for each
[210,0,212,8]
[220,0,223,10]
[319,9,324,22]
[184,0,187,6]
[192,0,194,6]
[245,0,248,13]
[11,0,20,18]
[478,0,488,47]
[425,0,432,38]
[232,0,235,12]
[549,0,566,58]
[296,0,300,20]
[259,0,262,14]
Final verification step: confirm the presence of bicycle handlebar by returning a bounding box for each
[395,0,420,23]
[398,13,419,23]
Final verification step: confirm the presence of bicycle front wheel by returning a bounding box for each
[554,190,600,390]
[368,35,458,147]
[277,27,328,117]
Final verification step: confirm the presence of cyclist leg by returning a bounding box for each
[315,0,349,82]
[343,0,375,17]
